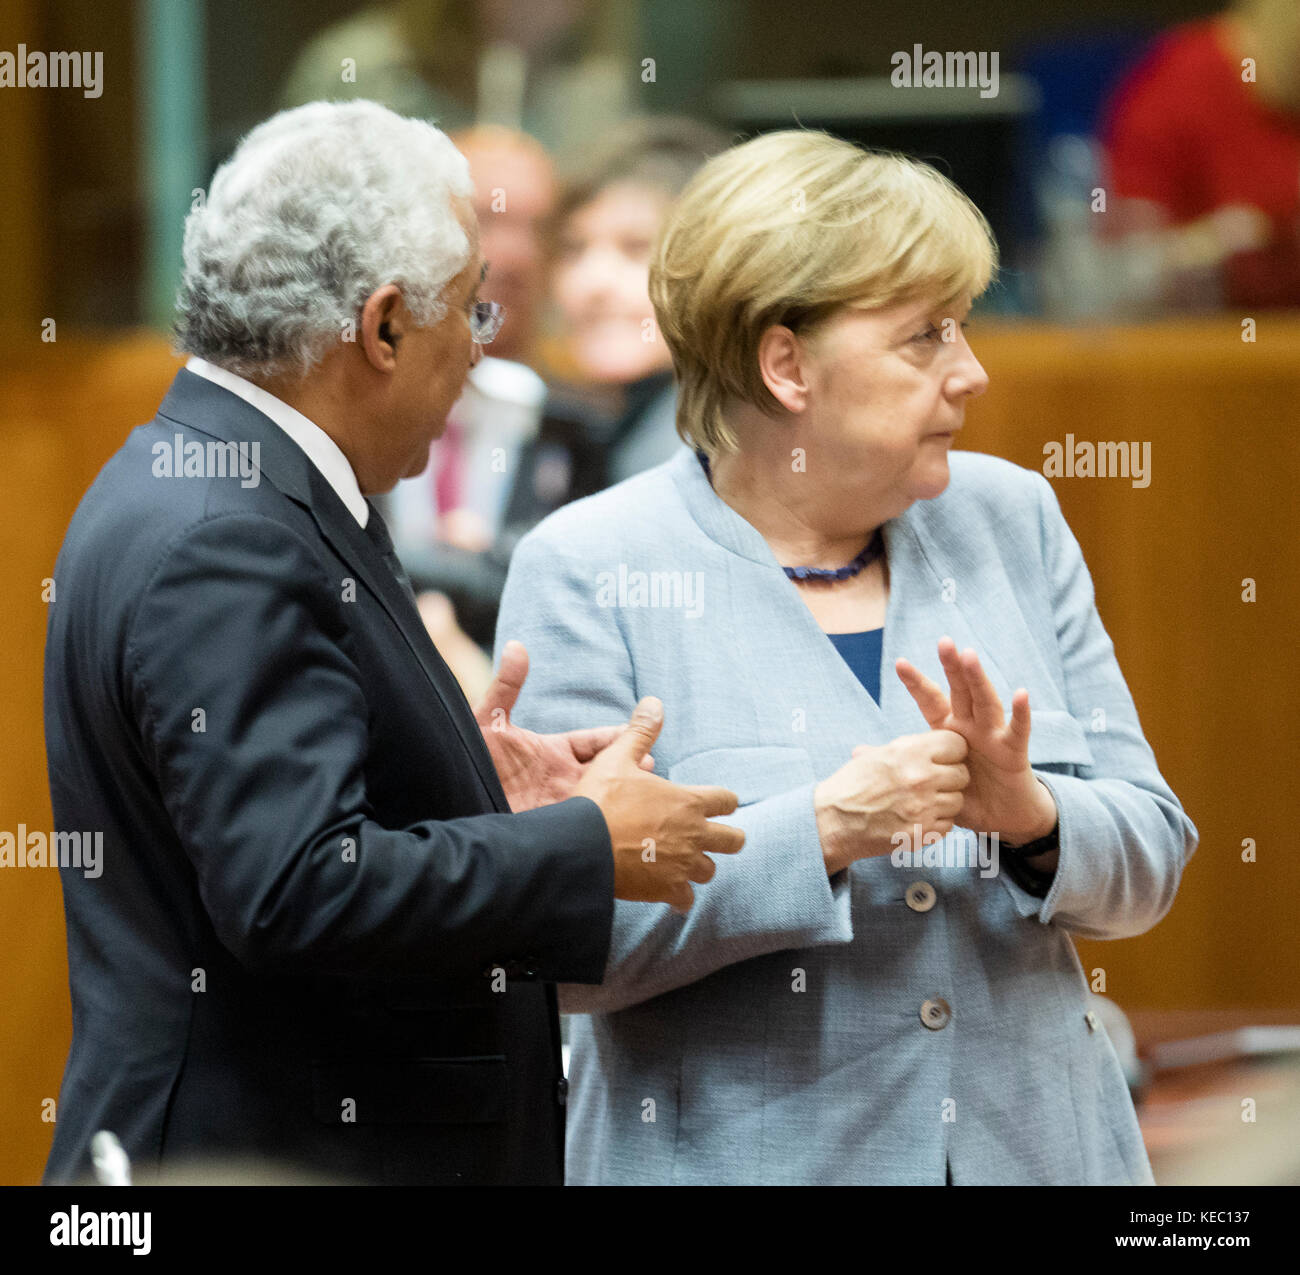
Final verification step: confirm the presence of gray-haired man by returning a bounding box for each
[42,101,741,1186]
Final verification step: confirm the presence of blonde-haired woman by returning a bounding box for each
[494,131,1197,1185]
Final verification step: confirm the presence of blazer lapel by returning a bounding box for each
[155,369,508,811]
[880,509,1031,727]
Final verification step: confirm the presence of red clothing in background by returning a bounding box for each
[1101,17,1300,306]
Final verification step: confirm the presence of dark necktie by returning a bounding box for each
[362,499,419,609]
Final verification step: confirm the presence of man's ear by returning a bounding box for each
[359,285,405,372]
[756,324,812,414]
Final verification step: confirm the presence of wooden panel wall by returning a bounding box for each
[0,331,184,1185]
[963,316,1299,1014]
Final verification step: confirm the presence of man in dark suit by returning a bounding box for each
[42,100,741,1186]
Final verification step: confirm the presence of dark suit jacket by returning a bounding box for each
[42,368,614,1185]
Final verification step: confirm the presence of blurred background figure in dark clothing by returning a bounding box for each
[382,116,726,696]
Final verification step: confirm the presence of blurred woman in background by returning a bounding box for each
[547,116,728,485]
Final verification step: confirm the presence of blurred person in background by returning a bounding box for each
[390,123,557,561]
[1100,0,1300,309]
[384,125,559,699]
[452,125,556,369]
[548,115,730,486]
[280,0,633,162]
[389,116,727,696]
[494,130,1198,1185]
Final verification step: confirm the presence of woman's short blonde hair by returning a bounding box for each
[648,130,998,457]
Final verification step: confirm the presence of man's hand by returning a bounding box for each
[573,697,745,912]
[475,640,652,812]
[894,637,1058,846]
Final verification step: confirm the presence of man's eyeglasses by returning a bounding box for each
[469,300,505,346]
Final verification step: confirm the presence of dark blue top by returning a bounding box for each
[827,628,884,703]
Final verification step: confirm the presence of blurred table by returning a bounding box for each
[1130,1009,1300,1185]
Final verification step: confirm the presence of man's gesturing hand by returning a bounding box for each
[475,640,651,812]
[573,697,744,912]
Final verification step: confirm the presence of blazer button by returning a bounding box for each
[1085,1010,1099,1032]
[556,1077,569,1106]
[905,881,937,912]
[920,998,952,1030]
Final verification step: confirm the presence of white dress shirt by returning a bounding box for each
[185,356,369,528]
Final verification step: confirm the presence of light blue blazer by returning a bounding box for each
[493,446,1198,1185]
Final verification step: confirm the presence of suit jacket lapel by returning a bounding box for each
[155,368,508,811]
